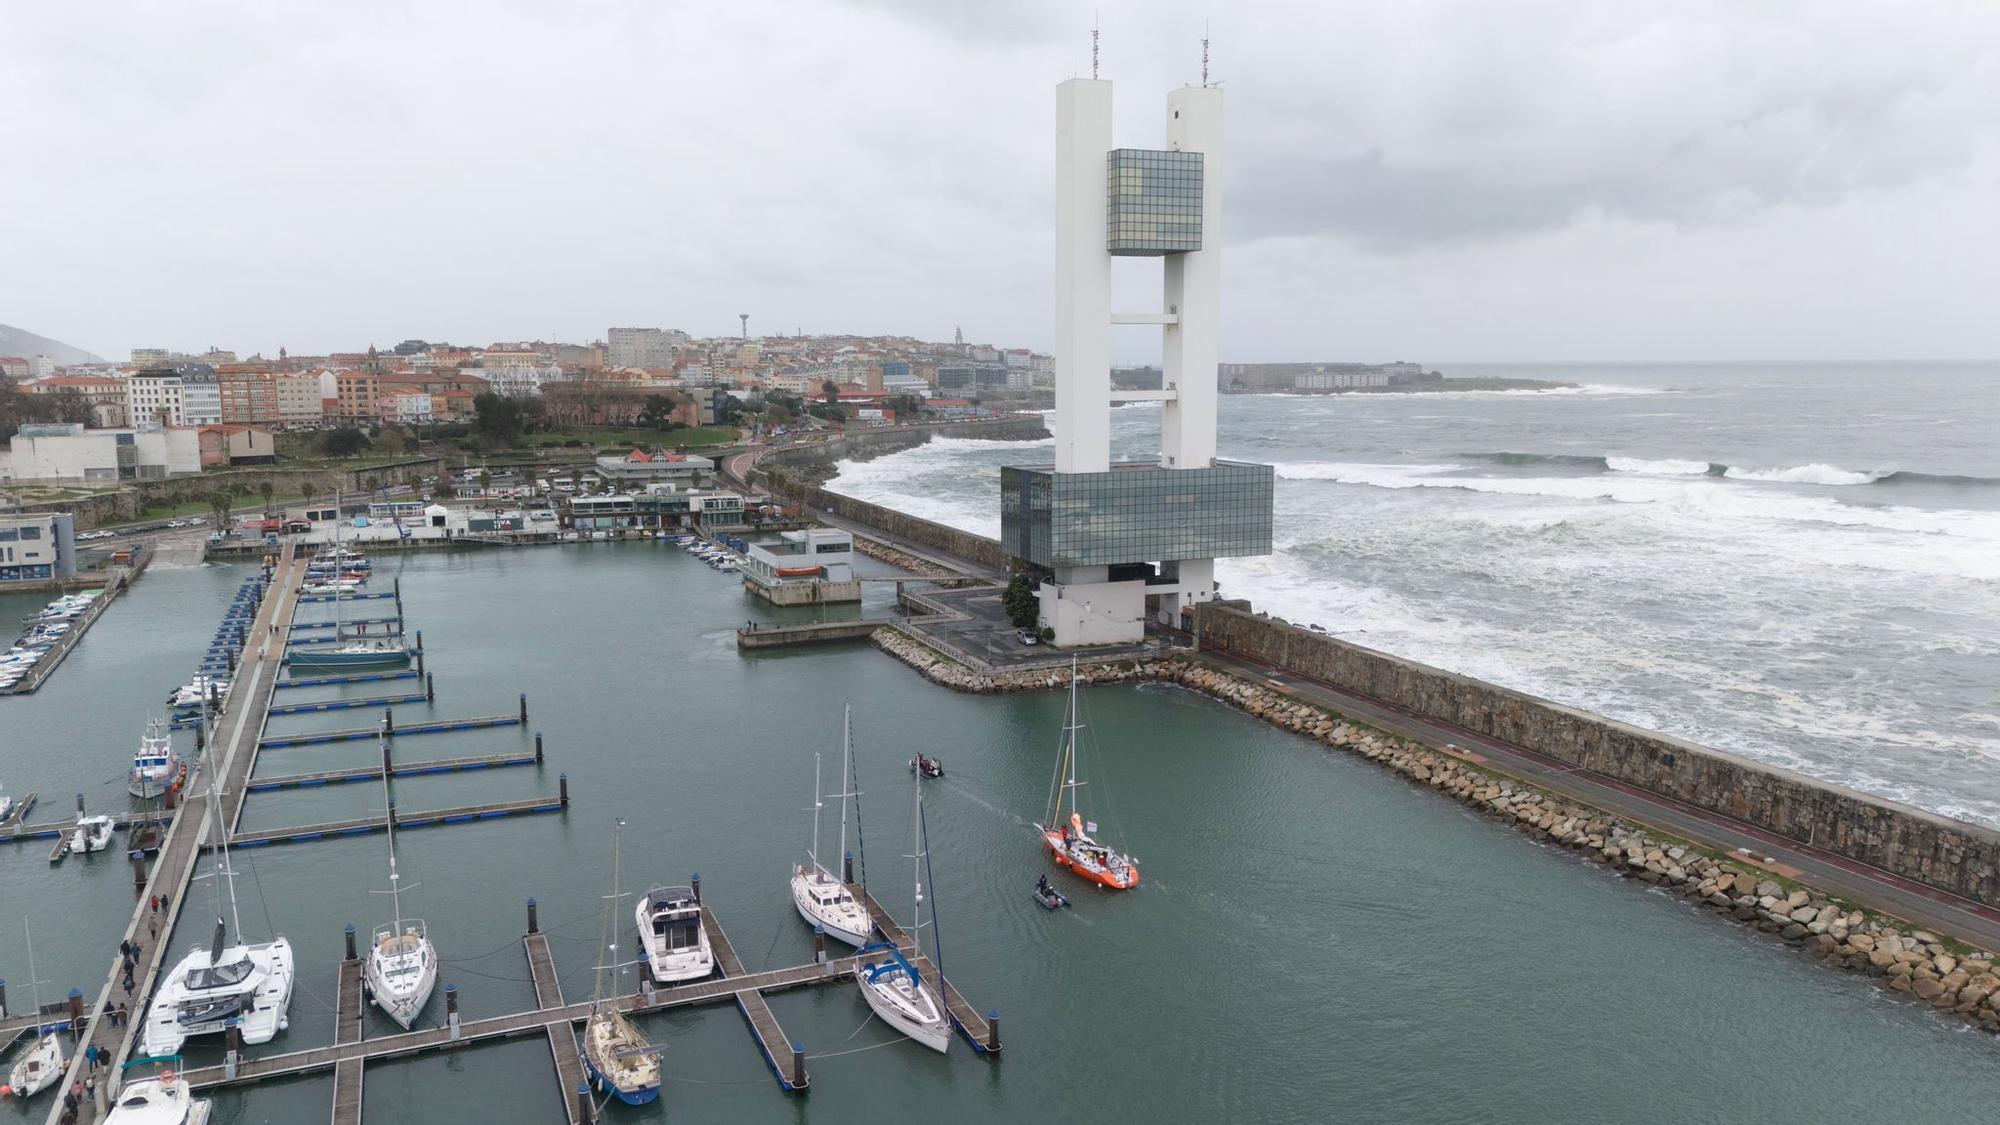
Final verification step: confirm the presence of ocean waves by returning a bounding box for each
[1457,451,2000,488]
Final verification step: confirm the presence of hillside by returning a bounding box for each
[0,323,102,365]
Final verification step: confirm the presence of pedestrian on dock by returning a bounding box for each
[115,1001,128,1028]
[85,1044,98,1074]
[160,892,170,912]
[121,973,133,999]
[148,893,159,914]
[83,1075,95,1102]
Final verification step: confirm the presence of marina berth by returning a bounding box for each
[789,707,873,947]
[636,884,714,983]
[104,1062,213,1125]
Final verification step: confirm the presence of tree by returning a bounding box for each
[207,488,237,529]
[477,469,493,496]
[257,480,275,514]
[1002,574,1040,630]
[321,428,371,457]
[471,392,526,447]
[821,380,841,404]
[638,395,679,431]
[374,428,407,455]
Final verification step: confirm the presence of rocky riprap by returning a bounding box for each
[871,628,2000,1036]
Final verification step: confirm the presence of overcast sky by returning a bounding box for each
[4,0,1997,364]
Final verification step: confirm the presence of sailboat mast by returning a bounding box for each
[332,488,346,636]
[23,919,42,1023]
[609,819,625,993]
[911,781,923,927]
[838,704,852,882]
[211,768,243,939]
[1065,658,1081,821]
[919,796,945,978]
[808,752,822,871]
[381,724,402,931]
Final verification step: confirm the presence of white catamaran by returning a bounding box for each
[790,706,873,947]
[364,726,437,1029]
[853,782,953,1054]
[141,776,294,1058]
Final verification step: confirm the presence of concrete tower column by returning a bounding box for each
[1055,78,1114,474]
[1161,85,1223,471]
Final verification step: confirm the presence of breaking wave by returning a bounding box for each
[1456,451,2000,488]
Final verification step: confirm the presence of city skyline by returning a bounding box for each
[5,1,1998,363]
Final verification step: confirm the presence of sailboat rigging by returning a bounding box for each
[1036,657,1139,889]
[789,705,872,946]
[853,780,952,1053]
[364,723,437,1029]
[582,819,663,1106]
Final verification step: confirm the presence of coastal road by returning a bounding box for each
[1189,640,2000,953]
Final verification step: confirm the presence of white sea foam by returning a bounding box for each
[1606,456,1711,476]
[1723,463,1881,486]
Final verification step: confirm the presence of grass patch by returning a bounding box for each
[516,426,740,450]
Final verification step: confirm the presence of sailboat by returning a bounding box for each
[6,921,65,1099]
[1036,658,1139,890]
[582,820,662,1106]
[853,782,952,1054]
[290,493,408,672]
[130,715,187,799]
[141,774,294,1057]
[789,706,872,947]
[364,727,437,1029]
[103,1058,212,1125]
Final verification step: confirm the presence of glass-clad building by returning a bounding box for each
[1106,148,1204,256]
[1001,461,1272,569]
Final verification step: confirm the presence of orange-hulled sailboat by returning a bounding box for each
[1035,658,1138,890]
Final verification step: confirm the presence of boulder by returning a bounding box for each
[1789,906,1818,924]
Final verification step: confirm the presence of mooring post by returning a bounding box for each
[534,731,544,763]
[66,987,82,1025]
[224,1018,242,1080]
[814,924,826,967]
[526,897,540,934]
[519,692,528,723]
[344,923,358,961]
[559,773,569,808]
[75,792,85,816]
[987,1009,1001,1052]
[791,1041,807,1090]
[425,672,434,702]
[415,630,425,674]
[842,851,854,885]
[129,849,146,888]
[575,1082,595,1125]
[445,983,461,1041]
[163,783,176,811]
[195,722,205,752]
[1,976,9,1019]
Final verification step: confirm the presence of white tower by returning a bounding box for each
[1002,75,1272,647]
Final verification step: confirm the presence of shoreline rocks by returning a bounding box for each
[869,627,2000,1038]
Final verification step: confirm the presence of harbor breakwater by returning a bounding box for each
[870,626,2000,1036]
[1194,604,2000,910]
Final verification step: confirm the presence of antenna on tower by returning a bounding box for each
[1202,21,1211,87]
[1091,11,1100,80]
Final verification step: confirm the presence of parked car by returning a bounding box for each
[1017,629,1040,646]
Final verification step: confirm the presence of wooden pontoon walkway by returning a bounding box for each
[266,691,427,717]
[332,957,365,1125]
[226,795,567,848]
[258,713,519,749]
[706,903,814,1092]
[247,752,539,792]
[275,669,423,690]
[524,932,589,1125]
[46,549,307,1125]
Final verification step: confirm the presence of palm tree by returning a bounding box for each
[258,479,275,515]
[477,469,493,496]
[207,487,236,530]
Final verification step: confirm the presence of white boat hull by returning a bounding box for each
[7,1033,63,1097]
[141,938,295,1057]
[856,971,952,1054]
[790,872,872,947]
[366,932,437,1029]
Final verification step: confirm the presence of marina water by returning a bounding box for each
[6,540,2000,1121]
[829,361,2000,827]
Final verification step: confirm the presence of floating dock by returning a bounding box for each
[246,752,539,792]
[332,955,365,1125]
[289,616,404,633]
[258,712,521,749]
[174,889,997,1109]
[226,794,568,848]
[276,669,424,690]
[266,692,427,717]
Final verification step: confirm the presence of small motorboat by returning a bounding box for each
[910,754,943,779]
[1032,877,1070,910]
[69,814,116,854]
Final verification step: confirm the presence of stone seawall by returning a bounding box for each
[869,626,2000,1037]
[12,457,444,530]
[1194,603,2000,909]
